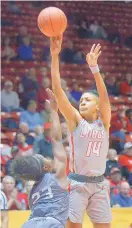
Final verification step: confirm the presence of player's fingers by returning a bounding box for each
[90,44,96,53]
[46,88,56,102]
[50,90,56,100]
[57,34,63,40]
[50,37,53,45]
[50,37,57,50]
[46,88,52,99]
[94,44,101,54]
[45,99,51,107]
[97,51,102,58]
[86,53,91,62]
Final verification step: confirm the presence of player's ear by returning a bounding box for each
[96,106,100,117]
[96,105,99,111]
[43,165,49,172]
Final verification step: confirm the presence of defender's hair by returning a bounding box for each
[11,155,44,182]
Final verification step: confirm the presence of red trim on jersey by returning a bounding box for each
[68,184,71,192]
[71,134,75,173]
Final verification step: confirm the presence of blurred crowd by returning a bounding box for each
[1,1,132,210]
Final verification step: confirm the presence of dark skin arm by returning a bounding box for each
[46,89,68,184]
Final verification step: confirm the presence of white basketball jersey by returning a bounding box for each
[69,119,109,176]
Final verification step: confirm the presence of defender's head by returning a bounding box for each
[12,155,53,182]
[79,90,99,121]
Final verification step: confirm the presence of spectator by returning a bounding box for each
[16,26,29,45]
[18,123,35,145]
[107,24,121,44]
[61,121,69,144]
[33,123,53,158]
[19,68,39,107]
[112,181,132,207]
[37,67,48,85]
[1,80,21,112]
[126,109,132,125]
[24,181,35,195]
[2,176,27,210]
[89,20,108,40]
[61,79,78,108]
[34,125,44,137]
[37,77,50,111]
[125,109,132,133]
[40,100,51,124]
[120,74,132,96]
[105,77,119,96]
[125,36,132,48]
[7,1,22,14]
[109,167,123,195]
[5,146,19,176]
[118,142,132,184]
[20,100,43,131]
[1,19,13,27]
[77,19,92,39]
[73,50,85,64]
[111,109,129,151]
[1,37,17,61]
[18,37,34,61]
[15,133,33,156]
[105,149,120,177]
[42,40,50,62]
[61,40,77,63]
[33,126,44,153]
[70,84,82,102]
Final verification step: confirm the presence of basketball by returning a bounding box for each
[37,7,67,37]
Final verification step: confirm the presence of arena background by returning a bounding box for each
[1,1,132,228]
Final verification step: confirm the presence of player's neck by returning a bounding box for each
[85,114,98,123]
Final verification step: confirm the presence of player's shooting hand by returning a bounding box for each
[86,44,101,66]
[46,88,58,112]
[50,35,63,55]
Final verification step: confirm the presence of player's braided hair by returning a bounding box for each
[11,155,44,182]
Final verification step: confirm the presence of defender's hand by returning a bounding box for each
[50,35,63,56]
[86,44,101,66]
[46,88,58,112]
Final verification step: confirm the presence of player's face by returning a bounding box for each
[79,93,99,120]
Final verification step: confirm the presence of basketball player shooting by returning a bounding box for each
[12,88,69,228]
[50,36,112,228]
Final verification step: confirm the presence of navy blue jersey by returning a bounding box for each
[29,173,69,226]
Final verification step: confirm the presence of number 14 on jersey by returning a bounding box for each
[86,141,102,157]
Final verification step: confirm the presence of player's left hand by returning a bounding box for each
[46,88,58,112]
[86,44,101,66]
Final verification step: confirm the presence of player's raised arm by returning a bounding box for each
[46,88,67,179]
[86,44,111,131]
[50,36,80,126]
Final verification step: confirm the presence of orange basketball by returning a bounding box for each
[37,7,67,37]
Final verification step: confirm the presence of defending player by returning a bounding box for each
[12,89,69,228]
[50,36,112,228]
